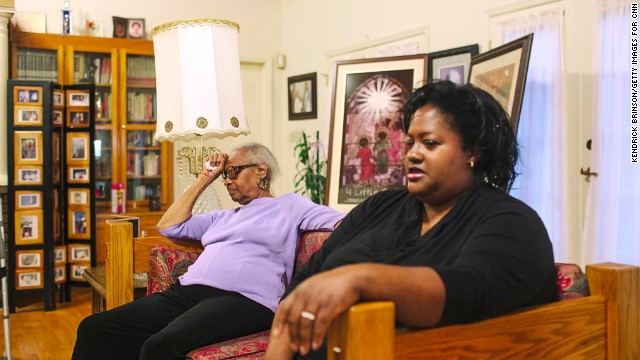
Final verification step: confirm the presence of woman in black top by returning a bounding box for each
[266,80,555,359]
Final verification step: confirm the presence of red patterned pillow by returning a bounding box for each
[187,330,270,360]
[555,263,590,301]
[294,231,331,272]
[146,246,201,296]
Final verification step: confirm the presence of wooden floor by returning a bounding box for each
[0,286,92,360]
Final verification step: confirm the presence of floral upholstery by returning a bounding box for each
[145,233,590,360]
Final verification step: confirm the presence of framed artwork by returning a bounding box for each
[15,190,42,210]
[326,54,428,213]
[67,132,90,163]
[53,110,63,125]
[54,245,67,264]
[68,91,90,107]
[14,86,42,105]
[14,105,43,126]
[127,18,145,39]
[68,208,91,239]
[68,243,91,262]
[113,16,128,38]
[70,264,88,281]
[54,266,66,283]
[53,90,64,106]
[68,188,90,205]
[67,109,90,128]
[95,181,106,199]
[14,210,43,245]
[53,132,61,163]
[16,250,43,269]
[287,72,317,120]
[427,44,479,85]
[15,166,42,185]
[68,166,90,184]
[469,33,534,134]
[16,270,43,289]
[14,131,43,165]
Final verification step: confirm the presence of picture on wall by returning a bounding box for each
[427,44,479,85]
[68,188,90,205]
[14,86,42,105]
[15,190,42,210]
[469,33,534,134]
[68,244,91,262]
[68,166,90,184]
[287,72,317,120]
[14,131,43,165]
[16,250,43,269]
[15,166,42,185]
[14,209,43,245]
[14,106,43,126]
[68,91,90,107]
[16,270,43,289]
[67,132,90,163]
[326,54,428,213]
[68,208,91,239]
[67,110,90,128]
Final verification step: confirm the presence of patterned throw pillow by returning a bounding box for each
[146,245,201,296]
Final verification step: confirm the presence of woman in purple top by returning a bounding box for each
[72,143,344,360]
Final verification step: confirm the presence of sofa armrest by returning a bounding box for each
[147,245,201,295]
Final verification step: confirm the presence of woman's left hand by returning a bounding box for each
[271,265,363,356]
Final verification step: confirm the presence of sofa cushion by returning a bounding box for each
[295,231,331,271]
[186,330,270,360]
[554,262,590,300]
[146,245,201,296]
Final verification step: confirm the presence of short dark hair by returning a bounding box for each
[399,80,519,191]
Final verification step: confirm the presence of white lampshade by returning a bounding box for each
[152,18,250,142]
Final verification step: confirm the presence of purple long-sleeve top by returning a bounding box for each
[158,193,344,312]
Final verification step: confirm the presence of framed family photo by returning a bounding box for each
[67,109,90,128]
[326,54,428,213]
[14,209,43,245]
[15,190,42,210]
[67,132,90,163]
[288,72,317,120]
[14,86,42,105]
[68,208,91,239]
[16,270,43,289]
[14,131,43,165]
[15,166,42,185]
[16,250,43,269]
[127,18,145,39]
[427,44,479,85]
[68,91,90,107]
[68,166,90,184]
[469,33,533,134]
[14,106,43,126]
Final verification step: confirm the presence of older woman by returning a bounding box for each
[72,143,344,360]
[266,81,556,359]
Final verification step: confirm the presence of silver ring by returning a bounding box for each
[300,310,316,321]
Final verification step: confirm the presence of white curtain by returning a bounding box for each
[493,7,569,261]
[581,0,640,265]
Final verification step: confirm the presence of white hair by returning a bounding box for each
[230,142,280,182]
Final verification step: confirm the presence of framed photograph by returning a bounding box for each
[428,44,479,85]
[16,270,43,289]
[326,54,428,213]
[68,91,90,107]
[95,181,107,199]
[14,105,43,126]
[113,16,128,38]
[68,208,91,239]
[127,18,145,39]
[53,132,61,163]
[15,166,42,185]
[288,72,317,120]
[67,109,90,128]
[68,243,91,262]
[14,86,42,105]
[469,33,534,134]
[68,188,90,205]
[16,250,43,269]
[14,131,43,165]
[68,166,90,184]
[54,245,67,264]
[53,90,64,106]
[67,132,90,163]
[14,210,43,245]
[70,264,89,281]
[15,190,42,210]
[54,266,66,283]
[53,110,63,125]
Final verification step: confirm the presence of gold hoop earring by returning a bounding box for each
[258,178,269,190]
[468,160,475,168]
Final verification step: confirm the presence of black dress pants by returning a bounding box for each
[72,283,274,360]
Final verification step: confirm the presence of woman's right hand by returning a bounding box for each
[202,153,227,179]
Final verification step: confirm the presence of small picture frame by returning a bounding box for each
[14,131,43,165]
[53,110,63,125]
[54,266,66,283]
[54,245,67,264]
[112,16,128,38]
[14,210,43,245]
[127,18,145,39]
[68,188,90,205]
[14,86,42,105]
[67,132,90,163]
[53,90,64,106]
[15,166,42,185]
[53,132,61,163]
[16,250,43,269]
[68,208,91,239]
[14,105,43,126]
[427,44,479,85]
[15,190,42,210]
[68,244,91,262]
[68,166,90,184]
[68,91,90,107]
[67,109,90,128]
[70,264,88,281]
[16,270,43,289]
[287,72,317,120]
[95,181,106,199]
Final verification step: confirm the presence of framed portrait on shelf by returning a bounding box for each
[15,166,42,185]
[14,209,43,245]
[14,86,42,105]
[326,55,427,213]
[54,245,67,264]
[66,132,90,163]
[127,18,145,39]
[14,131,43,165]
[68,166,90,184]
[16,249,43,269]
[469,33,533,134]
[67,91,90,107]
[287,72,317,120]
[70,264,89,281]
[15,190,42,210]
[14,105,43,126]
[113,16,128,38]
[53,90,64,106]
[67,109,90,128]
[16,270,43,289]
[68,188,90,205]
[54,266,66,283]
[68,243,91,262]
[427,44,479,85]
[68,208,91,239]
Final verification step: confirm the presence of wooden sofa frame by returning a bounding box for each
[106,221,639,359]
